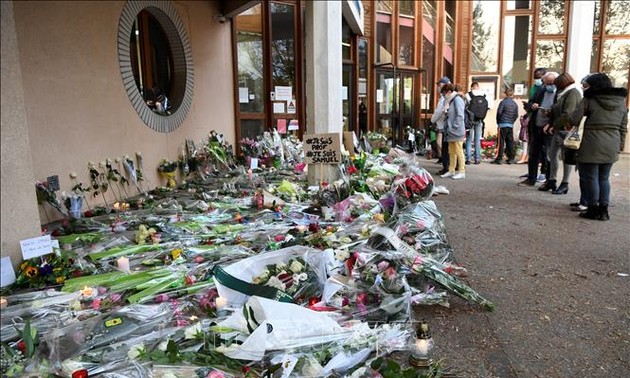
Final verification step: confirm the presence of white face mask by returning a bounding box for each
[534,79,543,86]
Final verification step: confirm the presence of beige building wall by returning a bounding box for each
[1,1,43,270]
[10,0,235,222]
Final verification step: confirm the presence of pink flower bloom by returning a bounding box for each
[274,234,285,242]
[176,319,188,327]
[207,371,225,378]
[384,267,397,280]
[377,261,390,271]
[91,299,101,310]
[97,287,107,295]
[185,275,196,285]
[155,294,170,303]
[110,293,122,303]
[194,256,205,263]
[295,162,306,172]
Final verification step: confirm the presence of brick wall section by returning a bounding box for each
[456,1,471,88]
[362,0,372,38]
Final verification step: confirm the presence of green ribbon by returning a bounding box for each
[213,266,294,303]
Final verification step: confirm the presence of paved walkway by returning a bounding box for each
[417,154,630,377]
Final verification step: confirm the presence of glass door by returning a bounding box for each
[375,69,417,146]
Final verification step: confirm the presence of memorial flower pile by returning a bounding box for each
[2,136,494,377]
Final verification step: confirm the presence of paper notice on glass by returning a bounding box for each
[514,84,525,96]
[404,87,412,100]
[52,239,60,249]
[421,94,429,110]
[20,235,53,260]
[273,102,285,114]
[239,87,249,103]
[376,89,384,103]
[288,119,299,130]
[1,256,16,287]
[342,86,348,100]
[287,100,296,114]
[274,86,293,101]
[250,158,259,169]
[249,94,255,100]
[277,118,287,134]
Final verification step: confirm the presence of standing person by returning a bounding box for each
[440,83,467,179]
[544,72,582,195]
[519,71,558,187]
[569,73,627,220]
[493,87,519,164]
[465,82,488,164]
[432,77,451,175]
[518,68,547,165]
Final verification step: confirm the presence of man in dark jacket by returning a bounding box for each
[519,71,558,186]
[493,87,519,164]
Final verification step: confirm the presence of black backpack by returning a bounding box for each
[468,91,489,121]
[464,107,475,130]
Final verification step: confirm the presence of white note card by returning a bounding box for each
[20,235,53,260]
[1,256,16,287]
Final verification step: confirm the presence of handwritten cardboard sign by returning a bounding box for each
[20,235,53,260]
[303,133,342,165]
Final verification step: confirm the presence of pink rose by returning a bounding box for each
[377,261,390,271]
[155,294,170,303]
[206,371,225,378]
[384,267,397,280]
[91,299,101,310]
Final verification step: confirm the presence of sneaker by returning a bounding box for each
[474,160,481,165]
[490,160,502,165]
[537,174,547,183]
[518,179,535,187]
[441,171,454,178]
[435,168,448,175]
[452,172,466,180]
[569,202,581,207]
[519,173,528,178]
[571,204,588,212]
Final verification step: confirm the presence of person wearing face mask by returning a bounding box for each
[569,72,628,221]
[517,68,547,165]
[544,72,582,195]
[519,71,558,187]
[440,83,467,179]
[432,77,452,175]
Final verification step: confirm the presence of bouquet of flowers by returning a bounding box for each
[158,159,178,188]
[366,132,388,153]
[9,250,92,291]
[393,167,434,208]
[239,138,259,159]
[250,257,319,302]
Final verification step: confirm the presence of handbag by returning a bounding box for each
[563,117,586,150]
[518,115,529,142]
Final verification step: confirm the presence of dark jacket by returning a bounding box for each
[496,97,519,125]
[526,85,547,130]
[570,87,628,164]
[551,86,582,131]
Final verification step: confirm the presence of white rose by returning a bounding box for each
[276,263,287,271]
[335,249,350,261]
[127,343,145,360]
[266,276,286,291]
[184,322,203,340]
[289,260,304,273]
[157,340,170,351]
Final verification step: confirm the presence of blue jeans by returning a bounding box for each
[465,120,482,162]
[578,163,613,206]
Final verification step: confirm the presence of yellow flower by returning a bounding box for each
[21,262,29,270]
[56,276,66,284]
[373,213,385,223]
[171,249,182,260]
[25,266,38,278]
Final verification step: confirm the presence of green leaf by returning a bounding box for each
[23,320,35,358]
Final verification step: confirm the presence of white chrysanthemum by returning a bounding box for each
[289,260,304,273]
[266,276,286,291]
[276,262,287,271]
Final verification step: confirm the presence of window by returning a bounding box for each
[117,1,194,132]
[398,0,415,66]
[376,1,393,63]
[592,1,630,92]
[471,0,500,73]
[502,15,532,91]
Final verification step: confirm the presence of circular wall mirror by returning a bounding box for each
[117,1,194,132]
